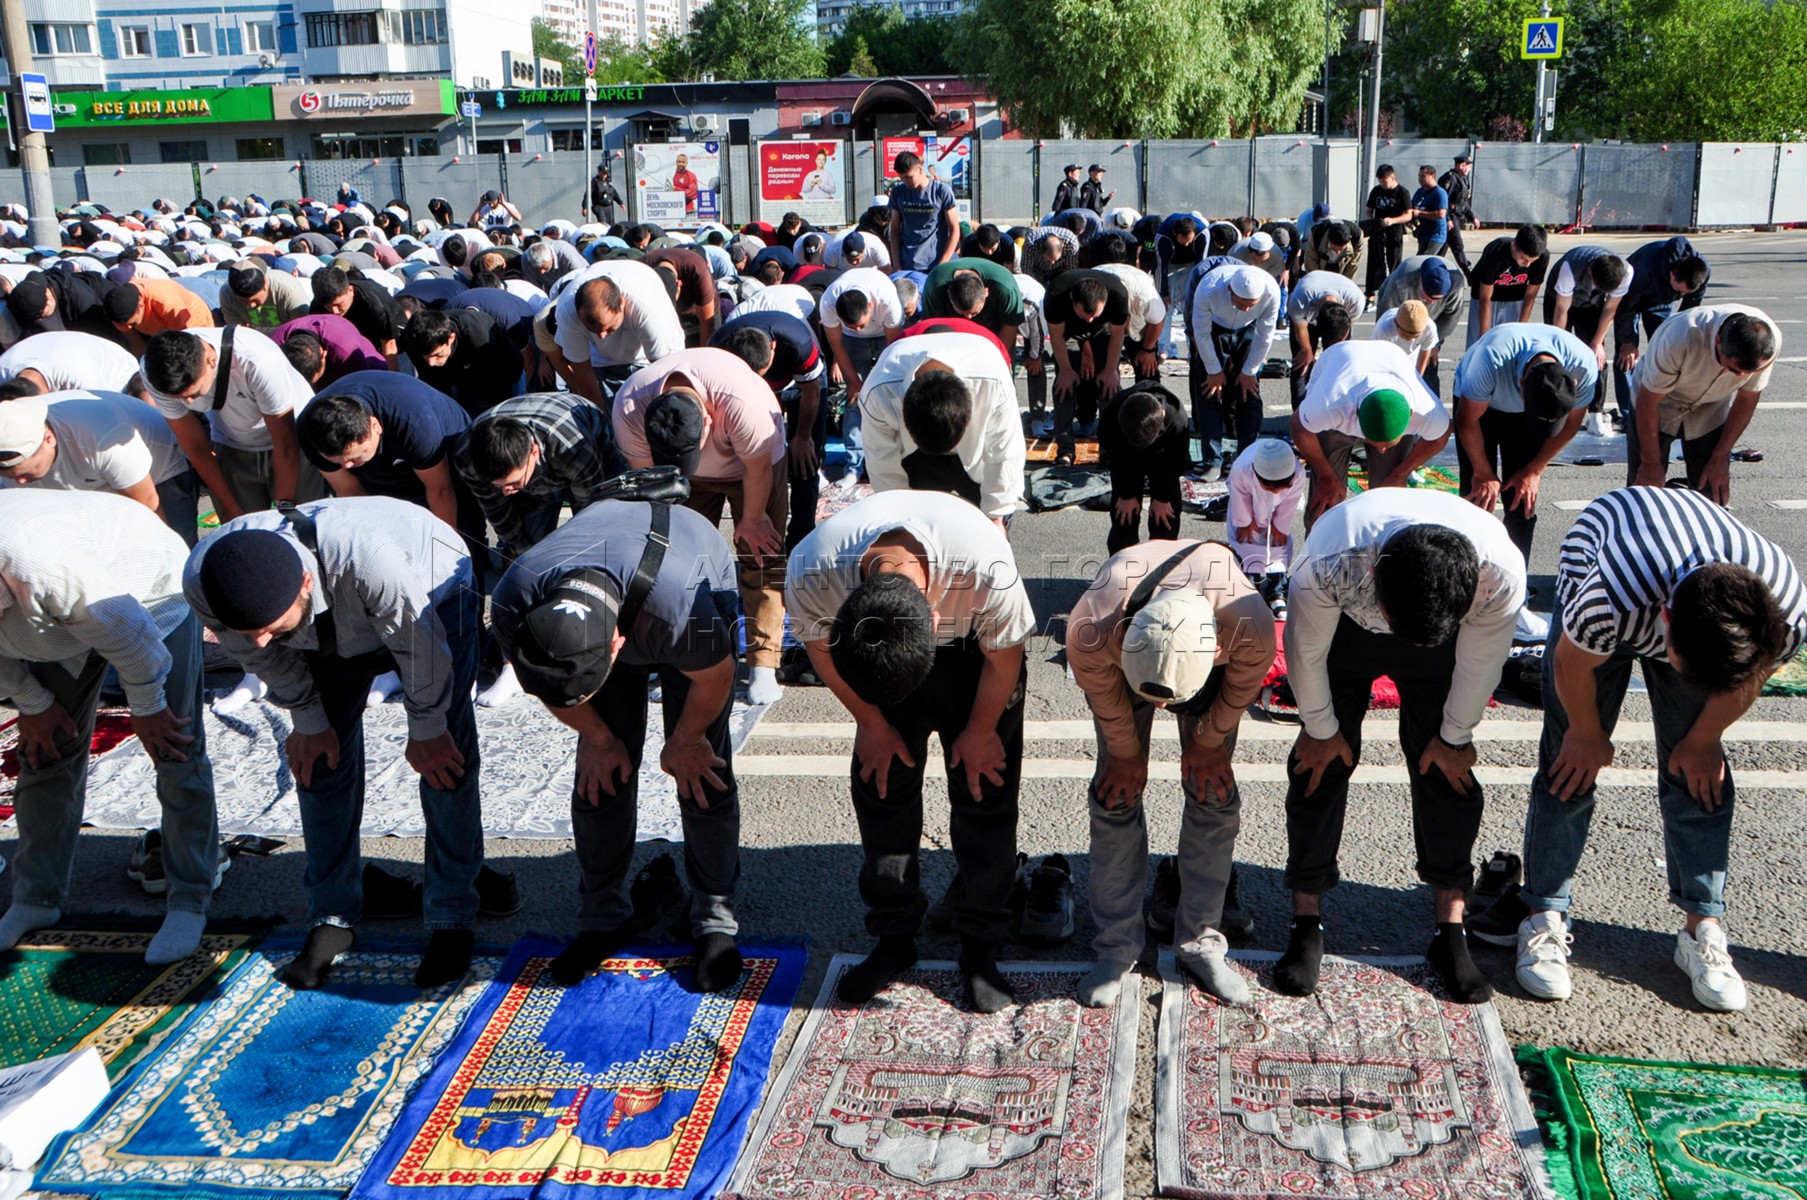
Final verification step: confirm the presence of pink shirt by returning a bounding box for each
[613,348,786,481]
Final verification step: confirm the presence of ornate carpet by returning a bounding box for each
[64,696,770,841]
[34,939,500,1200]
[0,708,137,814]
[1155,952,1553,1200]
[0,929,254,1079]
[722,955,1140,1200]
[353,936,803,1200]
[1520,1046,1807,1200]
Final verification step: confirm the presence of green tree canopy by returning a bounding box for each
[824,4,962,75]
[671,0,824,81]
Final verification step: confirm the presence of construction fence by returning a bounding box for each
[33,136,1805,232]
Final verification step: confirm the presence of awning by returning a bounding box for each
[850,78,937,125]
[622,109,685,123]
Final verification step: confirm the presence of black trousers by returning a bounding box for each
[1288,315,1336,410]
[1106,490,1182,553]
[1440,221,1473,275]
[1362,223,1405,295]
[1283,616,1483,896]
[850,639,1026,944]
[780,386,830,552]
[1053,330,1112,458]
[1454,406,1550,564]
[1624,410,1727,489]
[1189,323,1263,466]
[1543,292,1611,414]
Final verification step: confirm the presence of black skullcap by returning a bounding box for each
[227,264,266,299]
[1521,359,1577,425]
[200,529,305,631]
[6,276,49,322]
[643,390,705,477]
[102,285,140,323]
[509,569,621,705]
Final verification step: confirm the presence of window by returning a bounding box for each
[312,133,438,159]
[244,21,277,53]
[159,140,209,164]
[305,12,381,47]
[477,138,524,156]
[82,143,132,166]
[29,22,94,56]
[550,128,606,152]
[180,22,212,55]
[399,9,445,44]
[120,26,152,57]
[235,137,285,160]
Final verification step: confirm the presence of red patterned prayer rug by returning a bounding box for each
[0,708,136,818]
[723,956,1139,1200]
[1156,952,1554,1199]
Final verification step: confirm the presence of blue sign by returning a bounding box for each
[584,31,598,75]
[20,72,54,133]
[1521,18,1564,59]
[460,101,482,118]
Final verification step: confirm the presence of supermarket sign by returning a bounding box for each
[53,87,274,127]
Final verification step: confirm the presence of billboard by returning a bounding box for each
[633,141,721,226]
[756,139,847,225]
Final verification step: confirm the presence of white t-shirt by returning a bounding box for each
[145,326,314,453]
[1372,308,1441,357]
[818,267,904,339]
[1296,340,1450,441]
[1096,264,1167,339]
[730,284,817,324]
[0,332,139,392]
[1554,258,1633,299]
[824,229,892,272]
[785,489,1035,651]
[34,390,189,489]
[552,260,685,369]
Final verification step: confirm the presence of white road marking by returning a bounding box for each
[753,718,1807,743]
[1553,500,1593,509]
[1769,499,1807,509]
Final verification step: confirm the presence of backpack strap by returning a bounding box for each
[275,502,335,657]
[207,325,235,414]
[1123,543,1203,622]
[615,502,671,636]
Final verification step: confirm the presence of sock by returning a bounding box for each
[837,935,918,1004]
[280,923,355,990]
[959,938,1016,1014]
[1078,960,1133,1008]
[366,671,403,709]
[146,910,206,965]
[476,663,523,709]
[1272,916,1324,997]
[1026,371,1048,423]
[212,673,267,716]
[414,929,476,988]
[1428,922,1494,1003]
[1178,941,1252,1005]
[746,666,783,706]
[549,929,628,986]
[692,933,744,993]
[0,904,60,952]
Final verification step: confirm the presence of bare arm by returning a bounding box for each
[566,359,604,409]
[168,412,245,520]
[1472,282,1494,337]
[320,467,368,497]
[264,410,302,506]
[116,473,163,515]
[416,460,460,530]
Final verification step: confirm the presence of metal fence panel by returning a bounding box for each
[298,158,406,208]
[1774,147,1807,224]
[503,155,589,229]
[1252,138,1315,219]
[1696,143,1779,226]
[1580,143,1694,228]
[1370,139,1471,178]
[1145,140,1251,219]
[78,163,198,213]
[398,156,504,220]
[201,161,309,210]
[977,139,1034,226]
[851,139,879,213]
[1476,142,1582,227]
[1036,139,1136,217]
[47,166,85,209]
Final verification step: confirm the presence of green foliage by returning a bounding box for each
[1379,0,1545,138]
[530,17,586,84]
[531,18,669,84]
[823,4,962,76]
[674,0,824,82]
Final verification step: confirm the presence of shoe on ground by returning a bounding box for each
[1465,882,1530,947]
[476,865,522,918]
[1583,411,1611,438]
[1220,866,1255,941]
[1018,854,1075,944]
[1055,454,1075,467]
[1674,923,1747,1012]
[625,853,688,935]
[1515,909,1574,1001]
[1475,851,1522,901]
[362,862,424,920]
[1145,855,1181,941]
[129,830,230,897]
[1269,593,1289,620]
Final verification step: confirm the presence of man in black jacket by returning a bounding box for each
[1611,235,1711,420]
[1080,165,1114,214]
[5,270,134,347]
[1099,380,1188,553]
[1437,156,1476,275]
[589,163,624,225]
[310,267,403,368]
[1051,164,1082,215]
[1360,165,1413,305]
[404,308,522,416]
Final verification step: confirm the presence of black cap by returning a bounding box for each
[1454,154,1472,164]
[1521,359,1576,426]
[5,276,49,322]
[102,285,140,323]
[1088,163,1105,173]
[200,530,305,632]
[510,569,621,706]
[482,189,501,202]
[842,231,867,257]
[643,389,705,476]
[1063,163,1079,173]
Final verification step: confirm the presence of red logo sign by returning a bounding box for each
[298,89,322,114]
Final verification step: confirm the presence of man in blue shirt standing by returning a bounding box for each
[886,151,960,274]
[1411,165,1450,257]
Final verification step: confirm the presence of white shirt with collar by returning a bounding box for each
[1296,340,1450,442]
[1188,264,1281,373]
[818,267,904,339]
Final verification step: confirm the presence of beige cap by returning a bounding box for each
[1122,592,1219,705]
[1394,299,1430,338]
[0,397,49,468]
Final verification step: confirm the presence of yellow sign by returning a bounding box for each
[1521,17,1564,59]
[90,97,214,119]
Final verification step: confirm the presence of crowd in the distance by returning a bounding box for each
[0,147,1796,1021]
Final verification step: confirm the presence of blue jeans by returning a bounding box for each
[12,613,219,914]
[1612,304,1674,420]
[1522,599,1732,918]
[297,591,484,930]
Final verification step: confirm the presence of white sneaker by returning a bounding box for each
[1515,910,1573,1001]
[1674,923,1747,1012]
[1583,411,1611,438]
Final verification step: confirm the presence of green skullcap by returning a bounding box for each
[1358,387,1411,443]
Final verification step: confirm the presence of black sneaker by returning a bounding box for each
[1475,851,1522,902]
[774,644,822,687]
[476,866,522,918]
[929,856,1029,935]
[625,853,688,935]
[1465,883,1531,947]
[1220,866,1255,940]
[1018,854,1075,944]
[1145,856,1180,942]
[362,863,424,920]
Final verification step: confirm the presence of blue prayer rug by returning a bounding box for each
[351,936,804,1200]
[34,939,501,1200]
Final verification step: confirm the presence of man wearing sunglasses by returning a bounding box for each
[1627,305,1780,505]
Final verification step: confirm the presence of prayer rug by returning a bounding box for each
[0,708,136,813]
[1346,464,1462,495]
[815,479,874,523]
[1155,952,1553,1200]
[0,930,254,1079]
[1520,1046,1807,1200]
[66,695,770,842]
[1025,437,1101,465]
[1763,646,1807,696]
[353,936,804,1200]
[722,955,1139,1200]
[34,939,501,1200]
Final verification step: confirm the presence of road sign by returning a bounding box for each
[1522,17,1564,58]
[584,80,598,103]
[460,101,482,118]
[19,73,54,134]
[584,31,598,75]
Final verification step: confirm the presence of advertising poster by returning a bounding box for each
[757,139,847,225]
[880,133,972,210]
[633,141,720,226]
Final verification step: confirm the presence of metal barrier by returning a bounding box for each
[1582,143,1695,229]
[501,156,589,231]
[1477,142,1584,228]
[1774,147,1807,224]
[1696,143,1785,227]
[1144,141,1252,221]
[977,138,1034,226]
[1251,138,1315,220]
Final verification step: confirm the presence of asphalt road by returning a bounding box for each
[7,229,1807,1197]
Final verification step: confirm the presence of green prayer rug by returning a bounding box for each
[1520,1046,1807,1199]
[1346,463,1463,494]
[1763,646,1807,696]
[0,929,254,1078]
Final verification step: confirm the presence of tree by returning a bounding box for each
[531,17,586,84]
[824,4,962,76]
[1378,0,1546,137]
[846,36,879,77]
[675,0,824,81]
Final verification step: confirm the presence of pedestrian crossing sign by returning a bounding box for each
[1522,18,1564,58]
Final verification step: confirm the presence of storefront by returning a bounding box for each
[270,81,458,159]
[43,87,281,168]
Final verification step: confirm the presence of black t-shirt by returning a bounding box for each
[1470,237,1549,302]
[1098,383,1188,503]
[414,308,518,415]
[302,370,470,498]
[314,277,403,348]
[1366,184,1412,222]
[710,309,820,389]
[1042,269,1131,338]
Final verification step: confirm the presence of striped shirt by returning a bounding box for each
[452,392,613,553]
[1558,487,1807,663]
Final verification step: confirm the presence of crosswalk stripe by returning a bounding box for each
[753,719,1806,744]
[732,755,1807,789]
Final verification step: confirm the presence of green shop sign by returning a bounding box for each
[490,85,647,107]
[52,87,274,128]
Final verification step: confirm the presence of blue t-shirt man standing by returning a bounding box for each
[1411,164,1450,255]
[886,151,960,274]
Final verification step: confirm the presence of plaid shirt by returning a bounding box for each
[452,391,613,552]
